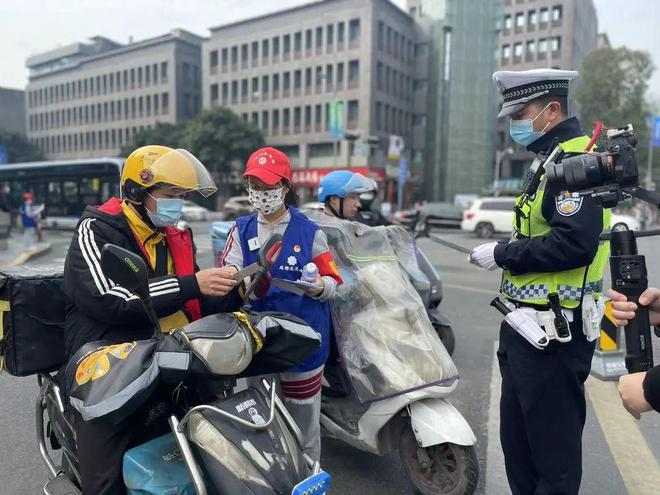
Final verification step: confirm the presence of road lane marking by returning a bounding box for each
[486,341,510,494]
[585,377,660,495]
[444,283,499,296]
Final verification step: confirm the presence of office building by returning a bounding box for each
[25,30,204,159]
[203,0,418,197]
[0,87,26,135]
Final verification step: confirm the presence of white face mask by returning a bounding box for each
[248,185,285,215]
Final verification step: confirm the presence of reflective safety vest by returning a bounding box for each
[501,135,611,309]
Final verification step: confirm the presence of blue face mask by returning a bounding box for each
[509,103,552,146]
[146,194,184,227]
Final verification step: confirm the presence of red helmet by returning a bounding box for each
[23,192,33,200]
[243,147,292,186]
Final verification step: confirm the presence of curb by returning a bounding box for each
[3,243,53,269]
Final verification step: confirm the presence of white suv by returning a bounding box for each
[461,197,517,238]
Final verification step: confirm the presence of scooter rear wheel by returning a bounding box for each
[399,425,478,495]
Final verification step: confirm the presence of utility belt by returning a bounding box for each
[499,291,603,349]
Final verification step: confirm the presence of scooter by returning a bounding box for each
[38,237,331,495]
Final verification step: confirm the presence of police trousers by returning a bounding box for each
[497,318,596,495]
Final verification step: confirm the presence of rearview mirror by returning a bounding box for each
[101,244,150,300]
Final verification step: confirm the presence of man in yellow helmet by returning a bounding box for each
[63,145,240,494]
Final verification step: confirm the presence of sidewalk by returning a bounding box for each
[0,233,51,269]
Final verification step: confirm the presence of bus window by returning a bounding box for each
[63,181,81,216]
[46,182,64,216]
[80,177,102,206]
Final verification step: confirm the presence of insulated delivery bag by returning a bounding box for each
[0,264,67,376]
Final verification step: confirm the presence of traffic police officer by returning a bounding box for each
[469,69,610,495]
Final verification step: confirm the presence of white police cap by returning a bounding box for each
[493,68,578,118]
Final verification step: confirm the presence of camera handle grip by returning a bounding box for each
[618,290,654,373]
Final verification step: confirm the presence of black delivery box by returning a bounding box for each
[0,264,66,376]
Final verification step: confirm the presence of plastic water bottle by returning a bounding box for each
[301,262,318,283]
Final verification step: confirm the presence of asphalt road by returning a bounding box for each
[1,223,659,494]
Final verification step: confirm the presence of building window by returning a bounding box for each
[526,40,536,57]
[305,67,312,94]
[540,8,549,24]
[337,62,344,89]
[294,70,302,95]
[262,111,269,133]
[528,10,537,27]
[316,27,323,51]
[551,36,561,53]
[304,105,311,132]
[211,84,219,105]
[261,40,269,64]
[261,76,269,99]
[273,74,280,98]
[283,34,291,59]
[161,62,168,83]
[386,26,392,54]
[327,24,334,49]
[228,80,235,104]
[221,82,228,105]
[338,22,345,48]
[231,46,238,68]
[504,15,512,30]
[145,97,151,116]
[251,41,259,65]
[515,13,525,28]
[513,43,523,58]
[348,60,359,89]
[502,44,511,60]
[315,66,323,92]
[241,79,248,103]
[349,18,360,47]
[294,32,302,55]
[538,38,548,54]
[221,47,228,71]
[283,72,290,97]
[252,77,259,100]
[347,100,359,128]
[305,29,313,52]
[272,37,280,60]
[273,109,280,135]
[294,107,301,133]
[241,43,248,67]
[552,5,562,22]
[283,108,290,134]
[210,50,219,74]
[325,64,333,92]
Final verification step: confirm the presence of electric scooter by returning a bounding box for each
[38,237,331,495]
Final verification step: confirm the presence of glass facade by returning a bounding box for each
[421,0,503,201]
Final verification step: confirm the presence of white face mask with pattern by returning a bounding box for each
[248,185,285,215]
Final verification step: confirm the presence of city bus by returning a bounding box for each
[0,158,124,228]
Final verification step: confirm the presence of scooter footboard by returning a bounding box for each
[409,398,476,448]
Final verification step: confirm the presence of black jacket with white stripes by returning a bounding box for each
[63,201,241,359]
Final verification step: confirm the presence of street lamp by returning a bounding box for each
[494,146,514,194]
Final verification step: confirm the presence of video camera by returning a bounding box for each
[545,124,660,208]
[545,124,660,373]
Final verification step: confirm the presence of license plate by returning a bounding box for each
[291,471,331,495]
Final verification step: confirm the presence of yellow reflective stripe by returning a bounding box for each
[600,300,619,351]
[0,300,10,372]
[233,311,263,353]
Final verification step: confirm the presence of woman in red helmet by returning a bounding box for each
[220,147,342,462]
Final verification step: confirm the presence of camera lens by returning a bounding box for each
[546,154,611,192]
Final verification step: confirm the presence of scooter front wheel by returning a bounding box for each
[434,324,456,356]
[399,425,478,495]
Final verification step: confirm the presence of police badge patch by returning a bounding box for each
[555,192,583,216]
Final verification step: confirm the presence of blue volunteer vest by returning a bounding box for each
[21,204,37,228]
[236,208,331,371]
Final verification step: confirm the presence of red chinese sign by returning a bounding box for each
[291,167,385,187]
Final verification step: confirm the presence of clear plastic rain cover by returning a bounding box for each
[306,211,458,403]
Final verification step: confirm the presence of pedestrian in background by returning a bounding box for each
[20,192,39,250]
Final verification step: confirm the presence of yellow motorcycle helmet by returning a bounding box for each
[121,145,217,201]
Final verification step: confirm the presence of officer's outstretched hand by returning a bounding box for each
[196,267,238,297]
[468,242,500,271]
[608,288,660,326]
